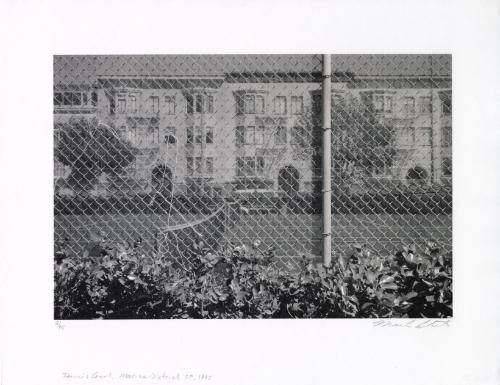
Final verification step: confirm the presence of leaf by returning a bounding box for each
[380,282,398,291]
[379,275,394,285]
[365,271,376,283]
[236,290,248,301]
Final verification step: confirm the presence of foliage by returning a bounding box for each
[54,239,452,319]
[295,97,396,194]
[55,117,136,190]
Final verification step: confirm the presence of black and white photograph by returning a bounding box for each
[54,54,452,319]
[2,1,500,385]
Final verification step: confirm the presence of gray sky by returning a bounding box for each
[54,54,451,86]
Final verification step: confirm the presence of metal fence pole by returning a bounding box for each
[322,54,332,267]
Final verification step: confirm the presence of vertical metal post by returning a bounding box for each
[322,54,332,267]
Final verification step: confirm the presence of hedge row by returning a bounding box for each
[54,191,452,215]
[54,239,452,319]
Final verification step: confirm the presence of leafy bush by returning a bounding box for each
[54,239,452,319]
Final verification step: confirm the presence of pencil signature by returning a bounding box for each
[372,319,451,328]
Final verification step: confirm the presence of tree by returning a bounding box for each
[55,117,136,191]
[295,95,396,194]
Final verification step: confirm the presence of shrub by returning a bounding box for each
[54,239,452,319]
[55,117,136,190]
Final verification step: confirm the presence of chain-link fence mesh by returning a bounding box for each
[54,54,452,269]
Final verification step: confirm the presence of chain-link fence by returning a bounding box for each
[54,54,452,268]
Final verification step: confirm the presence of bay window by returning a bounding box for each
[186,92,214,114]
[236,93,265,114]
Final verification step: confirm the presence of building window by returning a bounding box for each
[236,126,244,145]
[187,126,211,144]
[206,127,213,144]
[195,127,202,144]
[244,126,255,144]
[56,92,84,107]
[187,93,214,113]
[186,94,193,113]
[385,96,393,112]
[68,92,82,106]
[400,126,416,146]
[235,126,265,145]
[238,94,265,114]
[186,157,193,175]
[291,126,308,146]
[128,95,137,113]
[122,126,135,143]
[255,126,265,145]
[206,157,214,175]
[274,96,287,115]
[416,127,432,146]
[244,95,255,114]
[54,93,63,106]
[164,127,176,144]
[119,125,127,140]
[442,158,452,177]
[236,157,265,177]
[256,95,265,114]
[441,92,452,115]
[146,127,160,146]
[374,95,384,112]
[206,95,214,113]
[419,96,432,113]
[117,96,127,113]
[374,94,393,113]
[442,126,452,147]
[187,157,213,176]
[149,96,159,115]
[275,126,287,145]
[195,94,203,113]
[194,157,202,174]
[403,96,415,115]
[165,96,175,114]
[291,96,303,115]
[91,92,98,107]
[133,125,159,148]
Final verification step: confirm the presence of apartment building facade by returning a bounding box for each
[53,56,452,197]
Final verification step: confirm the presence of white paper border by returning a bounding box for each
[1,1,500,385]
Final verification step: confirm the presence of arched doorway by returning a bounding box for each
[151,165,172,194]
[278,166,300,196]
